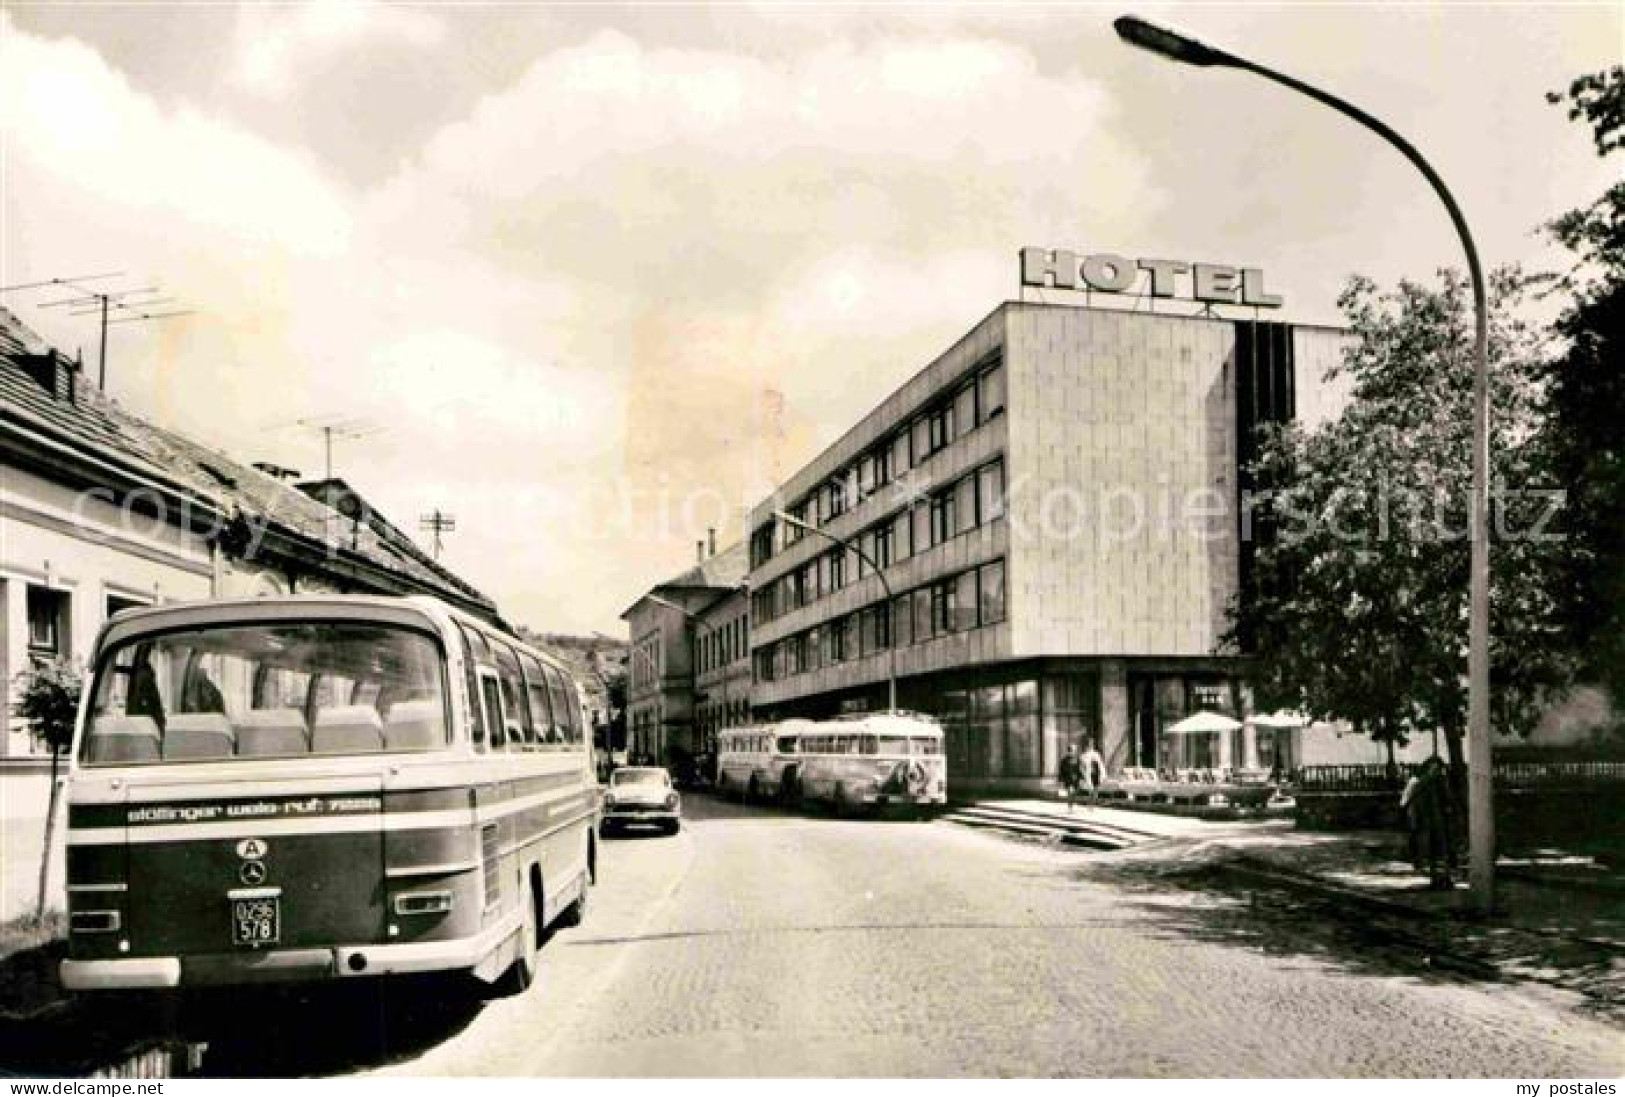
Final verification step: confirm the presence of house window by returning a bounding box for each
[892,595,913,647]
[857,454,876,499]
[27,586,68,661]
[913,588,933,643]
[911,417,931,466]
[927,403,954,455]
[930,491,956,545]
[105,593,147,620]
[954,475,979,536]
[874,524,893,569]
[979,560,1007,625]
[891,432,911,479]
[979,460,1005,523]
[954,382,978,437]
[980,361,1006,419]
[953,571,979,631]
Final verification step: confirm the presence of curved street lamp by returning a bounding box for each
[773,510,899,713]
[1115,15,1494,912]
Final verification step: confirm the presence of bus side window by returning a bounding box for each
[518,651,553,749]
[479,672,507,751]
[534,664,560,744]
[543,665,579,747]
[456,624,488,749]
[562,667,586,746]
[493,640,532,749]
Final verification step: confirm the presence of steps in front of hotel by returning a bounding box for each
[941,803,1160,851]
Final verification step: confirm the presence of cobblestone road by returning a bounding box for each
[348,796,1624,1078]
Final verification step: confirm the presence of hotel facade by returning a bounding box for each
[630,257,1349,793]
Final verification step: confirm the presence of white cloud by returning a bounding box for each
[231,1,444,99]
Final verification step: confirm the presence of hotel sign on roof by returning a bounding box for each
[1020,248,1283,308]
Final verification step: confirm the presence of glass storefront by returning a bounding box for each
[930,668,1098,784]
[1128,672,1242,775]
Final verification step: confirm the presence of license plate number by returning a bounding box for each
[231,897,280,947]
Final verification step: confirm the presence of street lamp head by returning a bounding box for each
[1113,15,1231,68]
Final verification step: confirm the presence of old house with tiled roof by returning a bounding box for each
[0,305,500,761]
[620,534,748,766]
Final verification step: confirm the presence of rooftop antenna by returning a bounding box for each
[1,274,194,390]
[294,415,385,481]
[418,509,457,560]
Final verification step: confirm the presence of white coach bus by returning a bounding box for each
[61,596,598,995]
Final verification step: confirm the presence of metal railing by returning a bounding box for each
[1297,760,1625,793]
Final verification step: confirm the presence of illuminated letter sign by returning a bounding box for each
[1019,248,1282,308]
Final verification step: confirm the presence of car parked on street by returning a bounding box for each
[601,766,681,836]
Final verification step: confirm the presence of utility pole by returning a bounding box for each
[418,510,457,560]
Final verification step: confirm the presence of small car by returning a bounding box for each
[601,766,681,836]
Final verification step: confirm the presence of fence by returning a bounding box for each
[1297,760,1625,793]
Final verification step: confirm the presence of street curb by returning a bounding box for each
[1222,854,1440,922]
[1212,857,1506,981]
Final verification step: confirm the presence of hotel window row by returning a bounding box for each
[750,355,1006,567]
[697,612,749,675]
[753,558,1006,683]
[752,458,1005,625]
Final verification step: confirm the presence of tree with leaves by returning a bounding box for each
[12,659,82,923]
[1538,65,1625,721]
[1225,268,1573,773]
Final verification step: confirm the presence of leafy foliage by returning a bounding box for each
[1539,65,1625,714]
[1226,270,1573,762]
[11,659,81,756]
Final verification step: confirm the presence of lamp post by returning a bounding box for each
[774,510,899,713]
[1114,15,1493,913]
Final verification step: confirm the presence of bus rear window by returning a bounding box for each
[81,623,449,765]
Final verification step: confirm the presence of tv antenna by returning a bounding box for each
[419,509,457,560]
[0,273,194,390]
[294,415,385,481]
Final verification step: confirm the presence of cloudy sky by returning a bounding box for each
[2,3,1617,635]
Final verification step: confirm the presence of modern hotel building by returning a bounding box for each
[627,261,1348,792]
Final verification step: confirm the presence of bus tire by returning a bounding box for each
[833,783,848,817]
[558,875,588,929]
[493,873,541,996]
[747,776,760,804]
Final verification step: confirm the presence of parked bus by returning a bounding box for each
[716,712,945,815]
[716,719,812,803]
[781,712,946,815]
[60,595,598,996]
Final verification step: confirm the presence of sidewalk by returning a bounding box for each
[1082,823,1625,1021]
[1211,827,1625,946]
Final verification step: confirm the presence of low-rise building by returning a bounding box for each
[1,307,499,761]
[620,540,747,767]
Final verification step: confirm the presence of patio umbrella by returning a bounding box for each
[1248,711,1309,729]
[1166,711,1242,734]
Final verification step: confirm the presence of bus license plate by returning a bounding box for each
[231,897,280,948]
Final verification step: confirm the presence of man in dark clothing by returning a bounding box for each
[1402,756,1457,889]
[1059,746,1082,813]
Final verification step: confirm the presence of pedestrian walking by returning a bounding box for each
[1059,746,1082,813]
[1081,741,1106,808]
